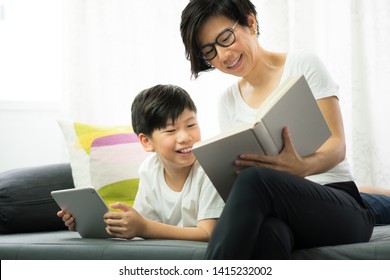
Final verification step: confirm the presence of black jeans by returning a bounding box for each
[205,167,375,259]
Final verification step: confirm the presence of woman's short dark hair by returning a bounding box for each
[180,0,258,79]
[131,84,197,137]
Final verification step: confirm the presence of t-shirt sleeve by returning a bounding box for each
[217,86,235,132]
[196,171,225,221]
[133,157,162,222]
[297,50,340,100]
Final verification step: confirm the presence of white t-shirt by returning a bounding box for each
[218,49,353,185]
[133,153,225,227]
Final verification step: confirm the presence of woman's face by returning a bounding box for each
[197,15,258,77]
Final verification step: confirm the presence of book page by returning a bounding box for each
[193,122,254,148]
[260,75,331,157]
[255,76,300,121]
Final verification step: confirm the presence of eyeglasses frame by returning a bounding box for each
[199,20,239,61]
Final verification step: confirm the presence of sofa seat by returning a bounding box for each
[291,224,390,259]
[1,163,390,260]
[0,230,207,260]
[1,225,390,260]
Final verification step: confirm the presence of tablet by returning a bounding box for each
[51,187,111,238]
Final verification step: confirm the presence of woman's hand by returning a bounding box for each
[235,127,309,176]
[103,202,145,239]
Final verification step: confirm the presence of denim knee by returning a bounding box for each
[360,193,390,225]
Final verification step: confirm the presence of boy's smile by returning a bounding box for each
[144,108,201,170]
[176,147,193,155]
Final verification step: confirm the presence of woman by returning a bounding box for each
[180,0,376,259]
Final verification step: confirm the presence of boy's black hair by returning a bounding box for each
[180,0,258,79]
[131,84,197,137]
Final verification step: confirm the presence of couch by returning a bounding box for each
[1,163,390,260]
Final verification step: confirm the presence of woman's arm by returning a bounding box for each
[299,96,346,176]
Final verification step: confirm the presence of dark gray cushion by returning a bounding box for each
[0,163,75,234]
[1,226,390,260]
[291,225,390,259]
[0,231,208,260]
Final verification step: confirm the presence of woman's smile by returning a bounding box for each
[227,53,243,69]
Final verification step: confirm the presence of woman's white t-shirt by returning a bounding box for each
[218,49,353,185]
[133,153,225,227]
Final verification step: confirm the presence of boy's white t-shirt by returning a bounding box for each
[133,153,225,227]
[217,49,353,185]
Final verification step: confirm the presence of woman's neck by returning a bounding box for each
[243,47,286,87]
[238,48,286,109]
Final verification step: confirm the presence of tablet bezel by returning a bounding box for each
[51,187,111,238]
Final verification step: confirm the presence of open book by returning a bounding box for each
[193,75,331,201]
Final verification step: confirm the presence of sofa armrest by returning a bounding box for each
[0,163,75,234]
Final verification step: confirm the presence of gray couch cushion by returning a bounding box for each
[1,226,390,260]
[0,231,207,260]
[291,225,390,259]
[0,163,75,234]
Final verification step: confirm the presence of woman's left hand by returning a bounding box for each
[235,127,308,176]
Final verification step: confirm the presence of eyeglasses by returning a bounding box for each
[199,20,239,61]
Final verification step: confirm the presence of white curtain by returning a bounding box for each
[63,0,390,189]
[63,0,234,134]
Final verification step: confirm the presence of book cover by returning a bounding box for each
[193,75,331,201]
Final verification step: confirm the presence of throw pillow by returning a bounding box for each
[58,120,149,207]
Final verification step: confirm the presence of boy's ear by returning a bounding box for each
[138,133,154,152]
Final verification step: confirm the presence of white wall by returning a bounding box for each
[2,0,390,189]
[0,101,68,172]
[0,0,65,172]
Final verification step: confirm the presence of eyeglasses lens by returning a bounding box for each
[202,30,236,60]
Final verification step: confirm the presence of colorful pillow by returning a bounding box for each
[58,120,148,207]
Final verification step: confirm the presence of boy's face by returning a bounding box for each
[141,108,201,170]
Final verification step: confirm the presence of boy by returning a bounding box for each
[58,84,225,241]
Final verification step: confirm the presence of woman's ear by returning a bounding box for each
[248,13,258,34]
[139,133,154,152]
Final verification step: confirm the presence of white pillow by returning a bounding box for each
[58,120,148,206]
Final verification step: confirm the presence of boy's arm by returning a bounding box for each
[104,202,217,241]
[141,218,217,241]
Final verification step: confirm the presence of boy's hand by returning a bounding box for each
[57,210,76,231]
[103,202,145,239]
